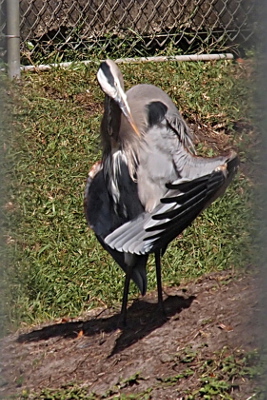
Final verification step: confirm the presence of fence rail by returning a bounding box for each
[1,0,258,68]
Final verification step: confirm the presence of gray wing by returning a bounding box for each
[84,164,148,295]
[121,86,195,211]
[126,84,195,152]
[126,93,230,213]
[104,153,239,255]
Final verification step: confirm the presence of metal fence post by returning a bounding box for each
[7,0,20,79]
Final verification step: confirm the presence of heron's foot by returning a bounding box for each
[158,298,166,317]
[117,312,127,329]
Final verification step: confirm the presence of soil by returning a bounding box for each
[0,269,265,399]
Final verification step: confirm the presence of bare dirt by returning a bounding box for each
[0,269,264,399]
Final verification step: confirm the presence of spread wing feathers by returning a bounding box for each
[104,167,229,255]
[152,173,224,220]
[143,170,225,250]
[84,164,148,295]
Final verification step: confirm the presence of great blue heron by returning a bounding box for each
[84,59,239,324]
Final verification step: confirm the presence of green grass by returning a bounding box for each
[1,60,258,331]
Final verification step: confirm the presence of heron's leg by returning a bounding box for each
[155,250,165,313]
[120,265,133,326]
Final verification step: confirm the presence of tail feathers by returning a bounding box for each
[97,235,148,295]
[131,261,147,296]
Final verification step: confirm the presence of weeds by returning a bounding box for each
[14,348,264,399]
[157,347,264,399]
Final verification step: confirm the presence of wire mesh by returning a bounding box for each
[1,0,259,65]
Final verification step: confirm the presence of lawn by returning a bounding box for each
[1,59,258,331]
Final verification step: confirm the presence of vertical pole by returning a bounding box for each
[6,0,20,79]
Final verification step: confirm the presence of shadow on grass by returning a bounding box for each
[17,294,195,356]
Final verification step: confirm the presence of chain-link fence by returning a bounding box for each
[1,0,258,66]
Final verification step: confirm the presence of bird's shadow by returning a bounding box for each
[17,294,195,356]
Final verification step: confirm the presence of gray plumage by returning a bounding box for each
[84,160,148,297]
[85,59,239,323]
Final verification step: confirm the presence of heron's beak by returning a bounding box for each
[119,101,141,137]
[116,87,141,137]
[127,112,141,137]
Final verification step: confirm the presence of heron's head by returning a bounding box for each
[97,60,140,137]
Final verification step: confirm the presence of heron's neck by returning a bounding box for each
[101,96,122,148]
